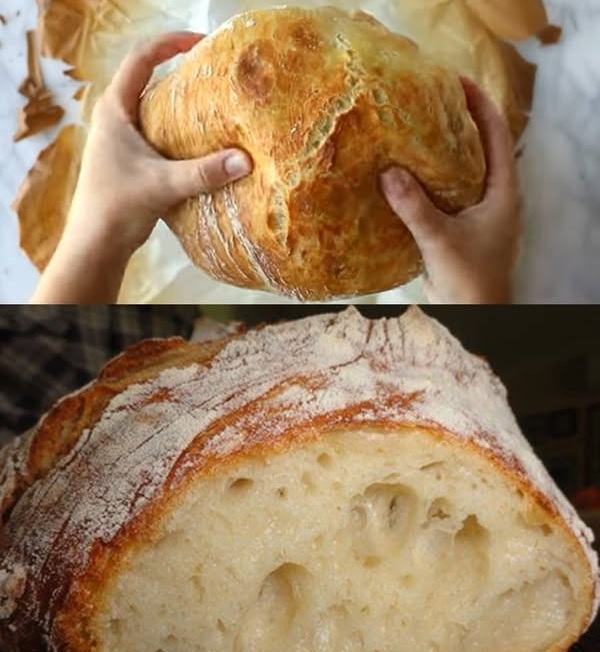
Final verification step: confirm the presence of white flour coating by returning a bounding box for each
[203,426,247,457]
[0,566,26,619]
[0,307,598,638]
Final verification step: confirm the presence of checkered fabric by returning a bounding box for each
[0,306,199,446]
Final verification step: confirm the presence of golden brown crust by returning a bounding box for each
[140,7,486,300]
[0,336,230,525]
[0,335,238,652]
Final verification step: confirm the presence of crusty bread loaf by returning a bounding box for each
[0,308,597,652]
[140,7,486,300]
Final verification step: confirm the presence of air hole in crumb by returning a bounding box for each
[191,562,205,600]
[388,494,411,529]
[352,483,417,538]
[351,505,367,530]
[427,498,452,522]
[217,619,227,633]
[109,619,123,636]
[456,515,489,550]
[401,575,415,587]
[301,471,316,491]
[419,461,445,476]
[276,487,288,499]
[540,524,553,536]
[362,556,381,568]
[317,453,333,468]
[228,478,254,493]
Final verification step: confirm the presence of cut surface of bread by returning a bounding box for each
[99,429,589,652]
[0,308,597,652]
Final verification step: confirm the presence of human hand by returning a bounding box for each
[381,78,522,305]
[67,30,253,259]
[32,31,253,304]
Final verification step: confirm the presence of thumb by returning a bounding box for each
[381,168,444,248]
[162,149,253,201]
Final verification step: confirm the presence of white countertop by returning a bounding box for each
[1,0,599,304]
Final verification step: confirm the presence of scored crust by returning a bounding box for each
[0,308,597,651]
[140,6,486,300]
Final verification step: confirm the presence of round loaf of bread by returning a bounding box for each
[140,7,487,300]
[0,308,598,652]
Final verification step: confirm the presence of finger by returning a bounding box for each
[461,77,517,203]
[380,168,445,250]
[161,149,253,203]
[423,278,443,305]
[109,31,204,121]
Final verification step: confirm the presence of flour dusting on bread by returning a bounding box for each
[0,308,597,651]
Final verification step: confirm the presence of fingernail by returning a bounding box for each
[224,151,252,178]
[382,168,411,196]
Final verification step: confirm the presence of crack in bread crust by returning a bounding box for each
[139,6,487,300]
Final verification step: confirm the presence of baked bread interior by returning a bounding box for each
[100,428,594,652]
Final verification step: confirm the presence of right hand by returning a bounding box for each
[68,31,253,260]
[381,78,522,305]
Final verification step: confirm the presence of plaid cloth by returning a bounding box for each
[0,306,200,446]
